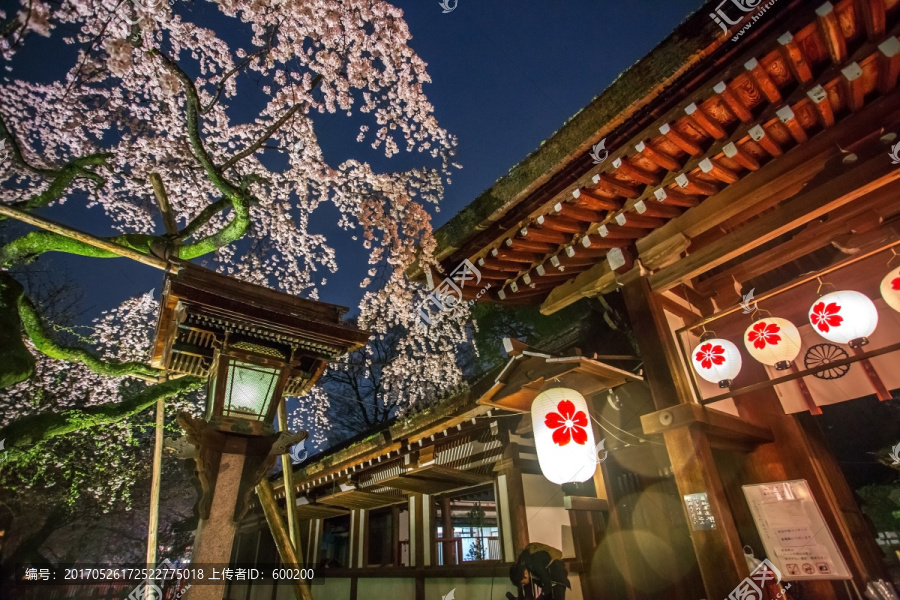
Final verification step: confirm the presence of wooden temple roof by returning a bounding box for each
[417,0,900,314]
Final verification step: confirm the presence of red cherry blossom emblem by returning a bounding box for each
[810,301,843,333]
[892,276,900,291]
[544,399,589,446]
[747,321,782,350]
[695,343,726,370]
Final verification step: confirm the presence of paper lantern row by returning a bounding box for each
[691,275,895,389]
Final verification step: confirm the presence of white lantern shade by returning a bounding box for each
[881,268,900,313]
[531,388,598,485]
[743,317,802,370]
[691,338,742,387]
[808,290,878,347]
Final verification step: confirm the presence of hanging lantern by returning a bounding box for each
[691,336,742,388]
[808,290,878,348]
[531,388,598,485]
[743,317,802,371]
[880,267,900,313]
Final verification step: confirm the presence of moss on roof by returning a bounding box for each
[427,2,722,265]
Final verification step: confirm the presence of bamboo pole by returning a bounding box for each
[277,400,301,548]
[0,203,170,271]
[257,478,314,600]
[144,392,165,596]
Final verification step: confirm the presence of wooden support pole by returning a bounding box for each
[257,478,314,600]
[149,172,179,236]
[277,400,301,548]
[143,392,165,597]
[0,203,170,271]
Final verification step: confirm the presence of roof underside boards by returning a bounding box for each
[422,0,900,312]
[481,352,644,413]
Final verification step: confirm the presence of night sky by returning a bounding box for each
[5,0,706,320]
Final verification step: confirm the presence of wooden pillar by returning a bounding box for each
[494,442,529,560]
[184,453,245,600]
[410,494,424,567]
[391,504,401,566]
[441,496,455,565]
[623,275,749,599]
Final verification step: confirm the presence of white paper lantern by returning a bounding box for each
[531,388,598,485]
[691,338,742,388]
[880,268,900,313]
[808,290,878,348]
[743,317,802,370]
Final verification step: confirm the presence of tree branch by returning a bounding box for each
[219,74,322,172]
[10,274,163,380]
[0,376,203,453]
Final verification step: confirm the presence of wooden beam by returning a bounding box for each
[491,248,542,263]
[636,139,682,171]
[540,258,617,315]
[842,62,866,111]
[816,2,847,65]
[505,237,555,253]
[685,102,727,140]
[878,37,900,94]
[555,203,602,223]
[257,479,314,600]
[745,57,782,103]
[0,203,171,271]
[695,190,899,296]
[573,188,620,210]
[149,173,179,236]
[654,187,700,208]
[807,85,835,127]
[638,97,900,259]
[594,174,642,199]
[778,32,814,84]
[535,214,586,234]
[857,0,886,41]
[649,151,900,291]
[722,141,760,171]
[615,158,661,185]
[641,402,773,445]
[660,122,703,156]
[714,81,752,123]
[518,226,570,245]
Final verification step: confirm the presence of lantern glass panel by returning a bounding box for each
[224,360,280,420]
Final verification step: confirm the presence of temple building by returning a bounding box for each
[235,0,900,598]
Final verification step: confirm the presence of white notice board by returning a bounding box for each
[742,480,851,581]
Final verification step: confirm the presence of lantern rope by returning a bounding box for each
[589,412,664,446]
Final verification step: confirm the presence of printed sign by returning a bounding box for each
[742,480,851,580]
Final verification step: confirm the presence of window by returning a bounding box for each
[319,514,351,568]
[367,508,393,566]
[434,485,501,565]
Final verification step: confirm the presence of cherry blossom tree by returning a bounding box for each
[0,0,470,460]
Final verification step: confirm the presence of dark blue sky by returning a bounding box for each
[8,0,704,319]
